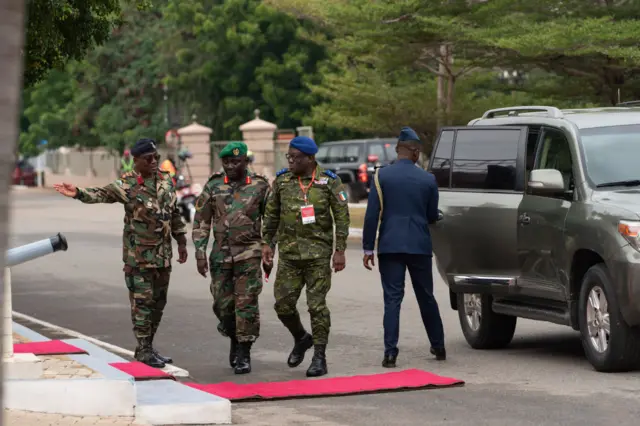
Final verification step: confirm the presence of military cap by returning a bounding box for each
[398,126,422,144]
[219,141,248,158]
[130,138,158,157]
[289,136,318,155]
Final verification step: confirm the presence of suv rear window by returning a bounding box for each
[450,129,520,191]
[316,144,361,163]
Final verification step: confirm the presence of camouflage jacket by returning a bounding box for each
[262,165,350,260]
[75,170,187,269]
[192,172,270,263]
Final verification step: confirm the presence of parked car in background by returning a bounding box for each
[12,160,37,187]
[316,138,396,202]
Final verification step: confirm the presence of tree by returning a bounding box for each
[23,0,151,88]
[268,0,640,146]
[0,0,28,415]
[162,0,330,141]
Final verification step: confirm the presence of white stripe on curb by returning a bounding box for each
[12,311,190,377]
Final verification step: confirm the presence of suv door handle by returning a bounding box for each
[519,213,531,225]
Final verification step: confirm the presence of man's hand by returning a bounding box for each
[177,244,188,264]
[363,253,375,271]
[333,250,346,272]
[197,259,208,278]
[53,183,78,198]
[262,244,274,266]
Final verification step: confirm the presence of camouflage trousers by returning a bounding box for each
[211,257,263,343]
[273,258,332,345]
[125,267,171,339]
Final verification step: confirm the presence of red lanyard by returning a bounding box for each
[298,169,316,204]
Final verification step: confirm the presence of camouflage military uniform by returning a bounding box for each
[262,165,350,345]
[192,172,270,343]
[74,170,186,341]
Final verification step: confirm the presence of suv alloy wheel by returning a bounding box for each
[578,264,640,372]
[456,293,517,349]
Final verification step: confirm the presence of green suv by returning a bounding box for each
[428,105,640,372]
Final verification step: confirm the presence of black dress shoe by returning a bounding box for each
[382,354,397,368]
[430,347,446,361]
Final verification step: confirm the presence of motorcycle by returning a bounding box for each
[174,149,202,223]
[176,175,201,223]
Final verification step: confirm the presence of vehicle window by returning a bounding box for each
[383,143,396,161]
[326,146,343,163]
[525,127,541,173]
[580,124,640,187]
[451,129,520,191]
[317,145,329,163]
[343,144,361,163]
[368,144,385,161]
[536,128,574,192]
[430,130,454,187]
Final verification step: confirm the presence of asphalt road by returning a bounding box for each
[8,188,640,425]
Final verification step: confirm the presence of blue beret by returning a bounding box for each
[289,136,318,155]
[398,127,421,144]
[131,138,158,157]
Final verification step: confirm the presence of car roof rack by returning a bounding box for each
[481,106,564,119]
[616,101,640,107]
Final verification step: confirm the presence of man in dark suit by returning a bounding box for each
[362,126,446,368]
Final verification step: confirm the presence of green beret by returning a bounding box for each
[219,142,248,159]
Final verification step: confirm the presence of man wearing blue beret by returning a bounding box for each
[262,135,350,377]
[362,126,446,368]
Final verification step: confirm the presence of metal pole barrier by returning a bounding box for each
[2,268,11,360]
[3,233,69,362]
[6,233,68,268]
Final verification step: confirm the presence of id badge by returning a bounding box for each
[300,204,316,225]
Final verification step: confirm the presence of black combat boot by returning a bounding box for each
[306,344,328,377]
[149,330,173,364]
[278,314,313,368]
[234,342,252,375]
[135,337,165,368]
[229,337,238,368]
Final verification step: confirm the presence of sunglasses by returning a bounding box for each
[286,153,308,163]
[139,153,160,163]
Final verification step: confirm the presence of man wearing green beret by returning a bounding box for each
[192,141,272,374]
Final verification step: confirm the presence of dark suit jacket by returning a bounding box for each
[362,159,439,255]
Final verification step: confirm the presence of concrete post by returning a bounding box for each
[239,109,278,179]
[177,116,213,185]
[2,268,12,360]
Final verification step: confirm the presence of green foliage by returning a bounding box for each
[161,0,330,141]
[23,0,151,88]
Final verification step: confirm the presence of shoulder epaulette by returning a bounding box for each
[252,173,268,182]
[323,169,338,179]
[276,168,289,177]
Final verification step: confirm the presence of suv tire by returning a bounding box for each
[578,263,640,372]
[456,293,517,349]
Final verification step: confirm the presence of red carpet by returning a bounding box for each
[186,369,463,401]
[13,340,87,355]
[109,361,175,381]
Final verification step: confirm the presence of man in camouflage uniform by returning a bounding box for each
[262,136,350,377]
[192,142,271,375]
[53,138,188,368]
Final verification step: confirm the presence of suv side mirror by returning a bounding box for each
[528,169,565,195]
